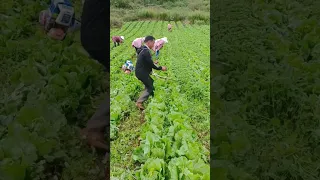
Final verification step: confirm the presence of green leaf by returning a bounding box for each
[15,105,42,126]
[19,67,42,85]
[151,147,165,159]
[211,167,228,180]
[50,74,67,86]
[0,161,27,180]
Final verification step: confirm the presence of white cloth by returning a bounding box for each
[123,60,134,71]
[161,37,168,43]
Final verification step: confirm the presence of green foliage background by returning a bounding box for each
[110,21,210,179]
[1,0,107,179]
[211,0,320,179]
[1,0,319,179]
[110,0,210,28]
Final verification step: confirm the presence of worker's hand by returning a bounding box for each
[161,66,167,71]
[154,60,159,64]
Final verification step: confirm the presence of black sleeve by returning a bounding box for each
[81,0,109,51]
[143,50,162,70]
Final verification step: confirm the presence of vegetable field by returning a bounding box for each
[110,21,210,179]
[1,1,107,179]
[212,0,320,179]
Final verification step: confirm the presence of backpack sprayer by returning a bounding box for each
[39,0,81,40]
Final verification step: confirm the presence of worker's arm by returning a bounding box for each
[143,50,162,70]
[81,0,108,51]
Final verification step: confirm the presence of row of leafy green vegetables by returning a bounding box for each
[112,37,209,179]
[110,68,210,179]
[209,0,320,179]
[167,22,210,105]
[165,22,211,149]
[110,21,172,141]
[1,36,105,180]
[131,30,210,179]
[109,20,210,141]
[253,0,320,64]
[109,22,154,176]
[1,1,106,177]
[132,77,210,180]
[110,21,159,139]
[111,21,209,179]
[109,21,150,51]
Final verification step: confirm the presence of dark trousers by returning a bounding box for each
[114,42,120,47]
[137,75,154,103]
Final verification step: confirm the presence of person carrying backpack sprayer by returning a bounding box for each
[135,36,167,110]
[112,36,124,47]
[153,37,168,63]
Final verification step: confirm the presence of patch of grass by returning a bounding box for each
[189,11,209,23]
[211,0,320,179]
[110,109,142,177]
[110,0,210,28]
[0,1,107,179]
[110,17,123,29]
[134,7,208,22]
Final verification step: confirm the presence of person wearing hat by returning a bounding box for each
[121,60,135,74]
[168,24,172,32]
[132,37,145,55]
[153,37,168,61]
[112,36,124,47]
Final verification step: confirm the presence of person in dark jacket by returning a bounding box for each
[135,36,167,110]
[80,0,109,178]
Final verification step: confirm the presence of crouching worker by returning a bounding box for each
[132,37,145,55]
[153,37,168,60]
[122,60,135,74]
[112,36,124,47]
[168,24,172,31]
